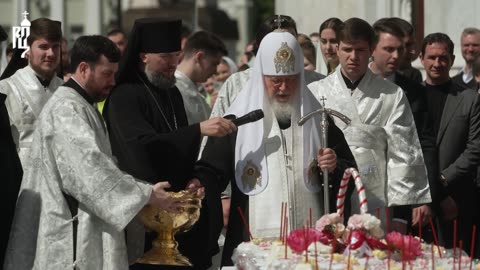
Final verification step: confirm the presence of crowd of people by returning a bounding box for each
[0,13,479,270]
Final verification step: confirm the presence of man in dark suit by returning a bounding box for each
[389,17,423,84]
[420,32,480,256]
[472,56,480,258]
[370,18,434,235]
[0,86,23,267]
[452,27,480,90]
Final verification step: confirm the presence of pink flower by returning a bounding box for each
[315,213,342,231]
[402,235,422,260]
[316,216,332,232]
[386,232,422,260]
[287,228,320,253]
[347,214,364,230]
[386,231,404,249]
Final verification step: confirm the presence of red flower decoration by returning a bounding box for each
[287,228,320,253]
[386,231,404,249]
[401,235,422,260]
[345,230,366,250]
[386,232,422,260]
[317,230,332,245]
[366,236,388,250]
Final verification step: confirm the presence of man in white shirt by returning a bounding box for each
[452,27,480,89]
[175,31,226,124]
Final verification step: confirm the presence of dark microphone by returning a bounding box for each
[224,109,264,126]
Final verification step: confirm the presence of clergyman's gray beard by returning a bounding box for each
[145,68,176,89]
[271,100,293,126]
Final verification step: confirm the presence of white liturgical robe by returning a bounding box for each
[0,65,63,165]
[248,119,324,237]
[4,86,152,270]
[175,70,211,124]
[308,68,431,218]
[224,32,330,237]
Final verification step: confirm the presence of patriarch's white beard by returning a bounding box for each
[271,100,293,127]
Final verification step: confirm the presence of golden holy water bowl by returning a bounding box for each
[136,190,202,266]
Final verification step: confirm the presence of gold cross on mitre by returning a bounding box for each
[274,42,295,74]
[273,15,285,30]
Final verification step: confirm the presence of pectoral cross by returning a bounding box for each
[319,96,327,107]
[280,129,291,168]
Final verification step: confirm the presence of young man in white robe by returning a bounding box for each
[4,35,186,270]
[175,31,226,124]
[0,18,64,166]
[308,18,432,230]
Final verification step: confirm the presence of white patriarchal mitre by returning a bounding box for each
[226,31,324,195]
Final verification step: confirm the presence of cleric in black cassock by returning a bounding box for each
[0,25,23,267]
[103,18,236,270]
[0,92,23,267]
[193,31,356,266]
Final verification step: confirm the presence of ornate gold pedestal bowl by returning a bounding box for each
[136,190,202,266]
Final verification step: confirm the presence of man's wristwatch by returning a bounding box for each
[440,174,448,187]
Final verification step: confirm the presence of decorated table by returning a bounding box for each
[230,168,480,270]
